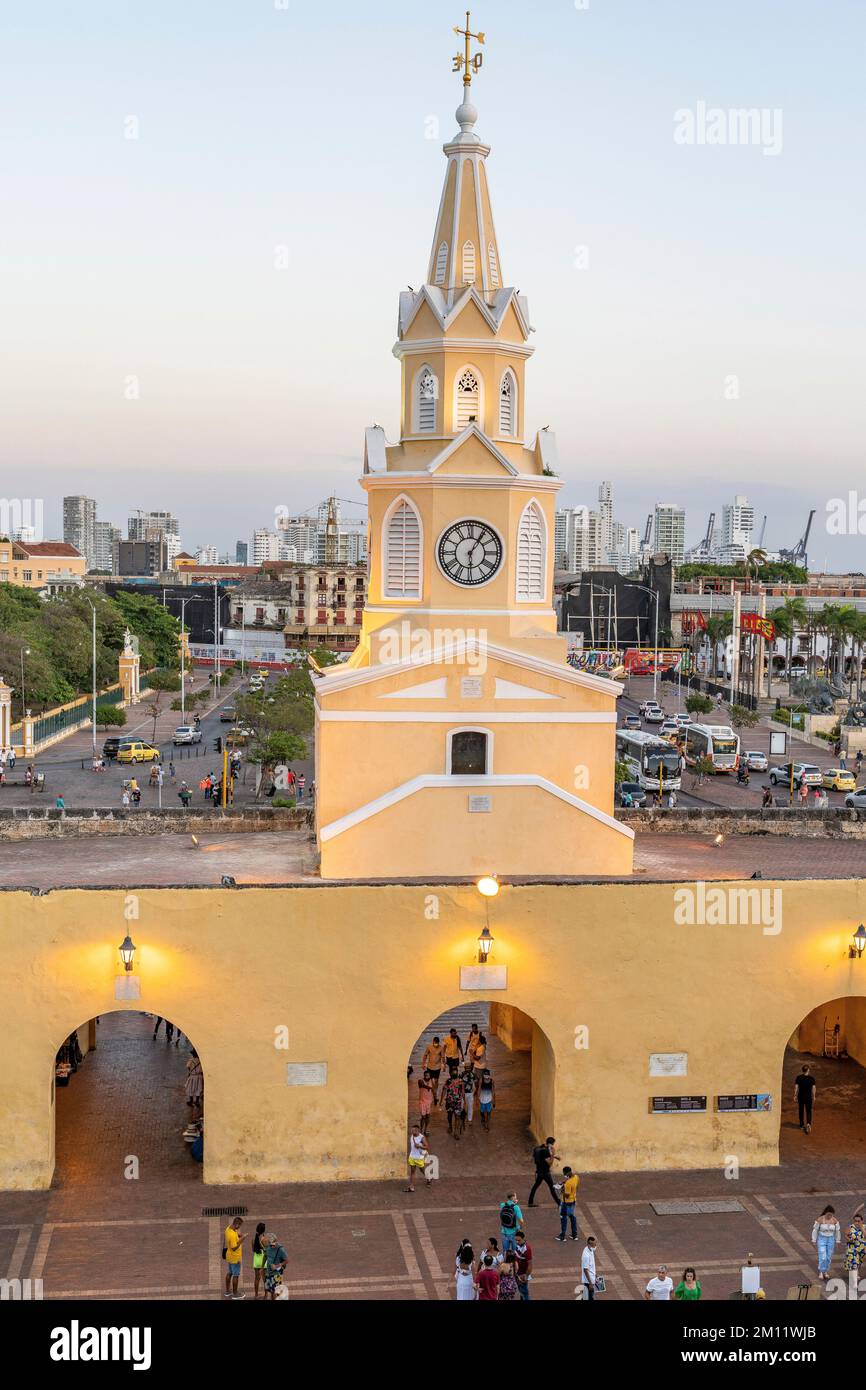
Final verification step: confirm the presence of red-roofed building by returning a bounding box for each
[0,539,86,591]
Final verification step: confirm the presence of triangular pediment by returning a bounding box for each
[425,425,519,477]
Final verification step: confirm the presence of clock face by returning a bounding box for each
[437,519,503,587]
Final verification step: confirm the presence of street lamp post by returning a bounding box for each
[623,582,661,701]
[83,599,98,763]
[179,594,205,726]
[19,645,30,715]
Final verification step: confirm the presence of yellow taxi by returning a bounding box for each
[116,741,161,764]
[822,767,856,792]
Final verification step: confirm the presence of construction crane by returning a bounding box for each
[642,514,653,547]
[779,510,815,568]
[757,515,767,548]
[703,511,715,549]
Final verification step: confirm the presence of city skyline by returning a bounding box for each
[3,0,864,567]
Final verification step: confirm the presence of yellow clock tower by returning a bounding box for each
[314,18,634,881]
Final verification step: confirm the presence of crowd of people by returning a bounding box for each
[223,1217,288,1301]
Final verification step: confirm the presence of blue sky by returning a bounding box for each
[1,0,864,566]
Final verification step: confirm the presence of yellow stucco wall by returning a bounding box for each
[3,877,864,1191]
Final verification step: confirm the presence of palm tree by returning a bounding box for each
[849,612,866,700]
[704,614,733,680]
[743,548,768,586]
[771,597,808,697]
[817,603,858,686]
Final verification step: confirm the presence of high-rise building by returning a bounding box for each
[719,494,754,564]
[63,496,96,567]
[653,503,685,565]
[252,529,281,565]
[598,481,614,560]
[554,507,602,571]
[93,522,120,572]
[235,541,249,565]
[195,545,220,566]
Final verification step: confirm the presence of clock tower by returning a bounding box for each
[314,18,634,882]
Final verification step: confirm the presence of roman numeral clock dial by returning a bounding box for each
[437,520,503,586]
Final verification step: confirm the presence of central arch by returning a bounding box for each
[405,999,555,1178]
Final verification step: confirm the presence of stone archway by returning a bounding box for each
[781,996,866,1163]
[405,999,556,1178]
[49,1006,206,1189]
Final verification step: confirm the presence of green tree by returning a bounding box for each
[728,703,759,729]
[95,705,128,728]
[771,597,808,698]
[686,693,714,715]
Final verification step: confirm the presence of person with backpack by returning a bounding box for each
[499,1191,524,1254]
[528,1137,559,1207]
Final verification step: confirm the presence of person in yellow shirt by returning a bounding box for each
[556,1166,580,1243]
[224,1216,246,1299]
[422,1036,444,1102]
[442,1028,464,1080]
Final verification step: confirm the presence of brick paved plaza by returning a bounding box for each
[2,1008,865,1301]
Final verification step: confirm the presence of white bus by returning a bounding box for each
[615,729,682,791]
[684,723,740,773]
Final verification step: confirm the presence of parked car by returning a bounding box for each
[844,790,866,809]
[644,706,665,724]
[616,782,647,807]
[116,741,161,764]
[623,714,642,730]
[173,726,202,745]
[823,768,856,792]
[101,737,124,761]
[744,750,768,772]
[769,762,823,788]
[219,708,236,723]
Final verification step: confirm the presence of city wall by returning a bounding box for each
[1,877,865,1189]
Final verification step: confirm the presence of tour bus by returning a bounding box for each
[683,723,740,773]
[615,729,682,792]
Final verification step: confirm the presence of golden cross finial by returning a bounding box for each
[452,10,485,88]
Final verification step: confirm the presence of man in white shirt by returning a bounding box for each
[580,1236,598,1301]
[645,1264,674,1300]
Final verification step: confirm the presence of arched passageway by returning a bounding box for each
[52,1011,204,1188]
[782,997,866,1163]
[406,1002,555,1178]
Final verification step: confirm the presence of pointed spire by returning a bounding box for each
[426,13,502,303]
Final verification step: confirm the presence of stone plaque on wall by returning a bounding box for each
[114,975,141,1000]
[468,795,491,813]
[460,965,507,991]
[649,1052,688,1077]
[461,677,483,698]
[287,1062,328,1087]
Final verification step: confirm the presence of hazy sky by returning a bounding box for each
[2,0,864,567]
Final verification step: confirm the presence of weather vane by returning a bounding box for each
[452,11,485,89]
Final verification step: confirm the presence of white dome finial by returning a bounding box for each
[456,95,478,134]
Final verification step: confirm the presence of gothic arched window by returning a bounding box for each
[515,499,546,602]
[455,368,480,430]
[415,366,437,433]
[462,241,476,284]
[488,242,500,288]
[499,369,516,436]
[435,241,448,285]
[383,497,422,600]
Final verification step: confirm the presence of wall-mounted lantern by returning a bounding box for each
[118,933,137,973]
[850,924,866,960]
